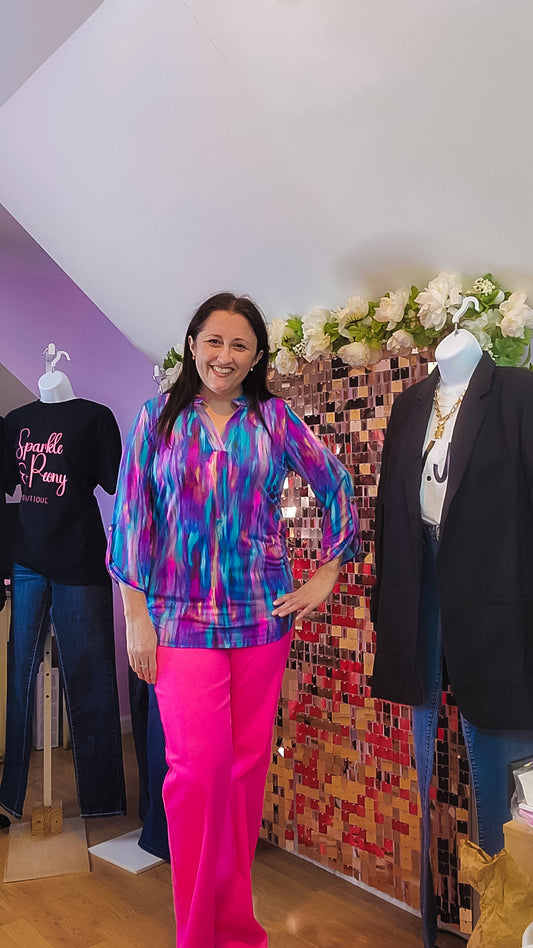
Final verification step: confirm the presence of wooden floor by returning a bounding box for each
[0,735,465,948]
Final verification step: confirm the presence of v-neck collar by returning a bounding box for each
[194,395,247,450]
[193,394,247,409]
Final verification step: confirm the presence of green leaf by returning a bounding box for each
[323,320,339,338]
[331,336,347,353]
[349,325,370,344]
[491,334,528,367]
[369,320,388,343]
[407,285,420,310]
[284,316,303,343]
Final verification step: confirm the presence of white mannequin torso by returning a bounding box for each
[38,371,77,403]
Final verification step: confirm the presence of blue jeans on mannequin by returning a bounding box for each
[413,529,533,948]
[0,564,126,819]
[128,669,170,860]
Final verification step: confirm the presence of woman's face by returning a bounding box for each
[189,310,263,403]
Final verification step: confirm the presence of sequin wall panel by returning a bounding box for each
[262,355,473,937]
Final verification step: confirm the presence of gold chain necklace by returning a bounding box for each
[422,385,465,466]
[433,385,465,438]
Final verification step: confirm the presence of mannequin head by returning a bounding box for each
[435,328,482,388]
[38,370,76,403]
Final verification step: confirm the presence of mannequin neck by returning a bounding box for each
[435,328,482,389]
[38,371,77,403]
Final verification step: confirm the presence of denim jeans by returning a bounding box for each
[412,530,533,948]
[0,564,126,819]
[129,669,170,860]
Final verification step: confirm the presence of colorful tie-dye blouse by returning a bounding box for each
[107,394,359,648]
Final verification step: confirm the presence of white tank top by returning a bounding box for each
[420,385,464,525]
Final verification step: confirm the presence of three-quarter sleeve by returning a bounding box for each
[107,403,155,591]
[282,403,360,565]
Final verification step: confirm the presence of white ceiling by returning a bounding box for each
[0,361,34,414]
[1,0,533,365]
[0,0,104,108]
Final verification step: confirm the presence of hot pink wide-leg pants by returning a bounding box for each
[155,633,292,948]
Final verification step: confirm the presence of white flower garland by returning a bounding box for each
[162,273,533,379]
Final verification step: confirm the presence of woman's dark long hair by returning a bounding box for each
[157,292,274,442]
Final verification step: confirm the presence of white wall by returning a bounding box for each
[0,0,532,364]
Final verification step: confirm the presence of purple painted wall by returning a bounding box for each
[0,220,156,718]
[0,263,154,429]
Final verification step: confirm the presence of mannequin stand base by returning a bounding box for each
[4,817,89,882]
[31,800,63,835]
[89,827,164,874]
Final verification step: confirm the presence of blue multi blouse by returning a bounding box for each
[107,394,359,648]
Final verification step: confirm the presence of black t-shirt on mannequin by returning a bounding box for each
[4,398,121,586]
[0,368,126,823]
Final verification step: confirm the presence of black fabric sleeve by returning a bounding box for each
[93,406,122,495]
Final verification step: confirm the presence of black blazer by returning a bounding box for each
[370,353,533,729]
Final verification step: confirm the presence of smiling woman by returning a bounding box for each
[157,292,272,444]
[107,290,360,948]
[188,309,264,430]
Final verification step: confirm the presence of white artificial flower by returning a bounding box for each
[470,277,496,296]
[416,272,463,332]
[499,292,533,338]
[301,307,332,361]
[367,346,383,365]
[386,329,415,356]
[160,362,181,391]
[468,279,505,307]
[462,309,500,350]
[304,330,332,361]
[268,317,287,352]
[345,295,369,316]
[302,307,330,336]
[334,295,370,337]
[166,362,182,382]
[463,325,491,350]
[275,346,299,375]
[337,341,372,367]
[374,287,409,331]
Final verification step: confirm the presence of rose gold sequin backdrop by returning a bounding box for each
[262,355,473,937]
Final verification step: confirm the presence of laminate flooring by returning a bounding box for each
[0,735,465,948]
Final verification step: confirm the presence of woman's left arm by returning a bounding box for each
[272,555,342,621]
[271,403,360,621]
